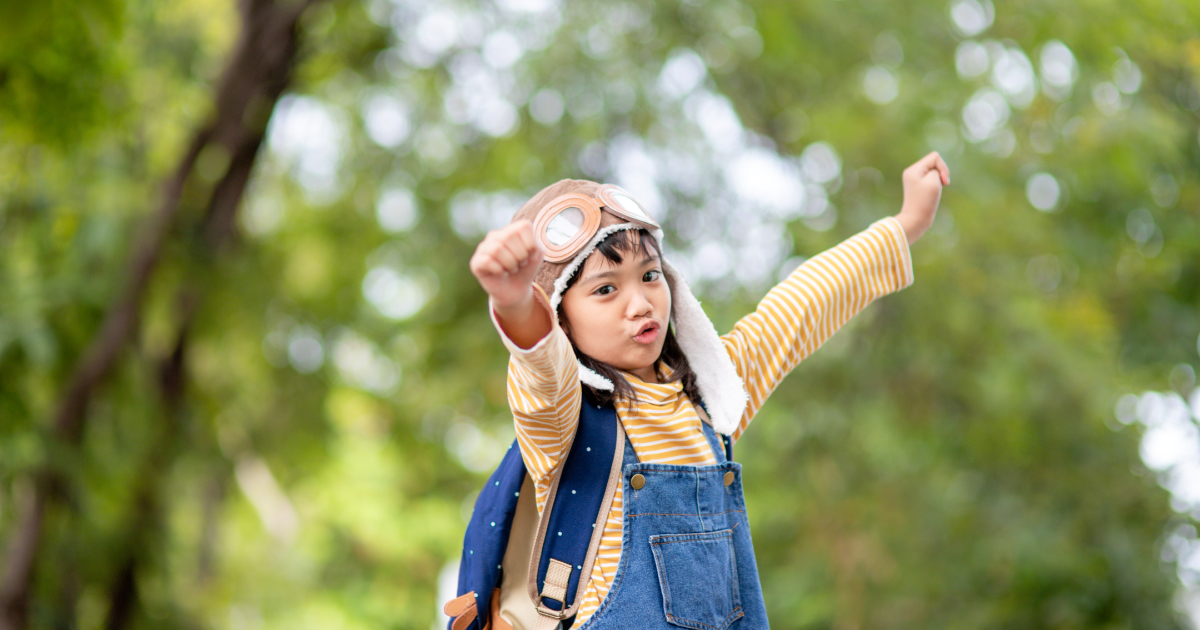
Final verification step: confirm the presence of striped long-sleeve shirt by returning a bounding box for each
[490,217,914,625]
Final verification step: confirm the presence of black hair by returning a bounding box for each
[560,229,702,408]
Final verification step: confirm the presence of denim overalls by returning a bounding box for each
[577,415,770,629]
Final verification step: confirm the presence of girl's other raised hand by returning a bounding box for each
[895,151,951,245]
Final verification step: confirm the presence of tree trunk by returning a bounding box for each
[0,1,326,627]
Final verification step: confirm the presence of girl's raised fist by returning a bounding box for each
[896,151,951,245]
[469,220,544,309]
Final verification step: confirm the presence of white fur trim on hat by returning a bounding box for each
[660,259,748,435]
[548,222,749,435]
[577,361,614,391]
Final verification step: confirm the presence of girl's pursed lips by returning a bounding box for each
[633,320,660,344]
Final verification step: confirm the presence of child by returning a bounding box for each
[455,152,949,629]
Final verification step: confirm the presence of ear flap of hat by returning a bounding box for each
[661,259,749,435]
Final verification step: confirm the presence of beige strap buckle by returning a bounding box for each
[537,558,572,615]
[533,558,571,630]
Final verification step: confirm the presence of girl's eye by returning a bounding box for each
[595,285,615,296]
[643,270,661,282]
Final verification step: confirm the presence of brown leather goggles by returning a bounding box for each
[533,184,660,263]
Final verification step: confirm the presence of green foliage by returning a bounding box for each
[1,0,1198,628]
[0,0,126,145]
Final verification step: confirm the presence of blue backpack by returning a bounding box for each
[444,393,729,630]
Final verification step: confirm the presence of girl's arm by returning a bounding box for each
[470,221,580,513]
[721,153,949,440]
[721,218,913,439]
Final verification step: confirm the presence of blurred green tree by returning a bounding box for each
[0,0,1197,628]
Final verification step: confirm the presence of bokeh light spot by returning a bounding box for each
[376,187,419,233]
[799,142,842,184]
[955,41,989,79]
[362,266,436,320]
[1151,173,1180,208]
[1126,208,1156,244]
[961,88,1009,142]
[1026,254,1062,293]
[863,66,899,104]
[990,46,1037,107]
[529,88,564,125]
[1113,54,1142,94]
[1039,40,1078,101]
[287,326,325,374]
[657,49,707,100]
[1093,82,1124,115]
[1025,172,1061,211]
[482,31,523,69]
[361,93,410,148]
[949,0,994,37]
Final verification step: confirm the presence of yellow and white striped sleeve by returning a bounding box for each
[721,217,914,440]
[489,284,582,513]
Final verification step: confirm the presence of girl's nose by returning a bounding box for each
[626,288,653,318]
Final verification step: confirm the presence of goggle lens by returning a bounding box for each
[609,193,651,223]
[545,206,585,246]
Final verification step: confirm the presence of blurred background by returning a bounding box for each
[1,0,1198,628]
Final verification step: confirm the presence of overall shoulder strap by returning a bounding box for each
[526,391,624,627]
[694,399,734,463]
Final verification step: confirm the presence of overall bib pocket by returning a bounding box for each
[649,529,744,630]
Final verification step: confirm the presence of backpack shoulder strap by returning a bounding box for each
[525,391,624,626]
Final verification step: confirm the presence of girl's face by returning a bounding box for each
[560,240,671,383]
